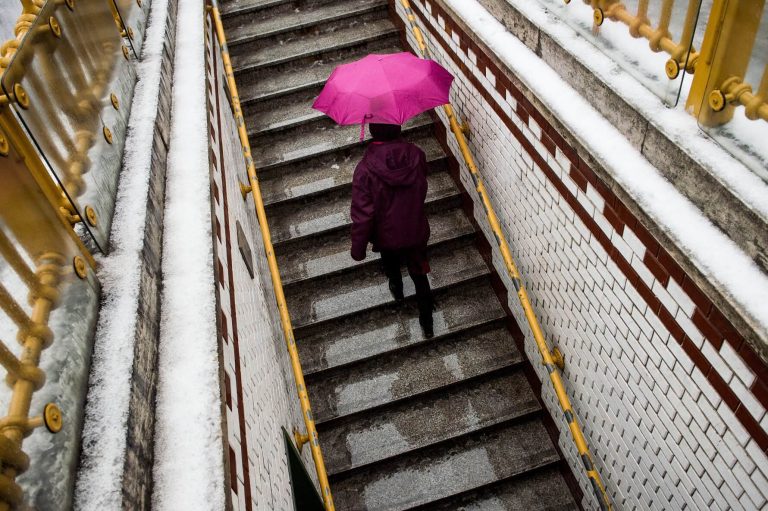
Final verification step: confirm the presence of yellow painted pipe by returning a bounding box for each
[208,4,335,510]
[399,1,612,509]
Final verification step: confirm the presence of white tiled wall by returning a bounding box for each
[205,17,315,511]
[395,1,768,509]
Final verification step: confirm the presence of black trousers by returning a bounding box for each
[380,249,433,317]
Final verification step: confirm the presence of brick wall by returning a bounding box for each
[204,15,316,511]
[392,1,768,509]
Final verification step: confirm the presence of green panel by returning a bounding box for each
[282,428,325,511]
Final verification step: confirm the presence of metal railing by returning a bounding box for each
[686,0,767,125]
[585,0,703,80]
[399,1,614,509]
[207,2,336,510]
[567,0,767,127]
[0,91,98,511]
[0,0,144,506]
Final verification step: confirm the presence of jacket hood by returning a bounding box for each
[363,141,423,187]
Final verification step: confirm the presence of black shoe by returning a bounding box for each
[389,281,404,304]
[419,314,434,339]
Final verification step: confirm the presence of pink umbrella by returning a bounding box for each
[312,52,454,139]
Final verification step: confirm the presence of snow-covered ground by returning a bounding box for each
[151,0,224,506]
[0,0,19,44]
[73,0,171,505]
[445,0,768,337]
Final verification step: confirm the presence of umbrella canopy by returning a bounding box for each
[312,52,454,127]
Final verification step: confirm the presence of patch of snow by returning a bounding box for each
[502,0,768,217]
[443,0,768,336]
[0,0,19,44]
[150,0,224,507]
[73,0,171,505]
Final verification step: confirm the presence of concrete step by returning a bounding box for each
[250,92,327,136]
[252,113,433,171]
[267,169,457,245]
[287,239,489,329]
[319,370,541,476]
[226,0,387,50]
[279,207,473,286]
[231,16,397,74]
[418,467,578,510]
[261,129,444,205]
[255,115,435,179]
[308,323,522,424]
[237,43,401,105]
[220,0,289,19]
[297,280,506,376]
[330,420,562,511]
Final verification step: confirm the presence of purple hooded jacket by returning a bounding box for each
[350,140,430,261]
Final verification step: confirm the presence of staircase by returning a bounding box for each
[220,1,579,509]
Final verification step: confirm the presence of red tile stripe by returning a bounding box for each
[207,19,253,508]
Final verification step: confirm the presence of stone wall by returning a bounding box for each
[118,0,177,507]
[204,14,317,511]
[392,1,768,509]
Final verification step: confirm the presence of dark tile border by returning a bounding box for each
[207,14,253,509]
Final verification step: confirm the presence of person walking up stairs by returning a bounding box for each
[350,123,435,338]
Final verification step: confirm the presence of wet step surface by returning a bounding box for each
[278,207,473,286]
[222,0,576,507]
[251,113,432,169]
[287,240,489,329]
[308,324,522,424]
[238,42,402,103]
[261,129,444,205]
[220,0,286,18]
[297,280,506,375]
[231,16,397,71]
[421,467,578,510]
[320,370,540,476]
[268,170,457,245]
[226,0,387,47]
[330,420,562,511]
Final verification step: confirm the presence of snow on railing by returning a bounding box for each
[547,0,768,177]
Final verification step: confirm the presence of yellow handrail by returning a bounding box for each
[207,3,335,510]
[399,1,612,509]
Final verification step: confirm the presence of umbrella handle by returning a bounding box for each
[360,114,373,142]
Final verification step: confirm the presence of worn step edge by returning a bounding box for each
[253,109,327,137]
[405,463,571,511]
[220,0,285,19]
[336,421,563,511]
[271,187,459,247]
[304,309,504,379]
[293,268,489,333]
[327,403,542,478]
[254,116,434,173]
[244,77,327,106]
[241,42,402,105]
[313,359,522,428]
[234,25,398,74]
[228,1,387,47]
